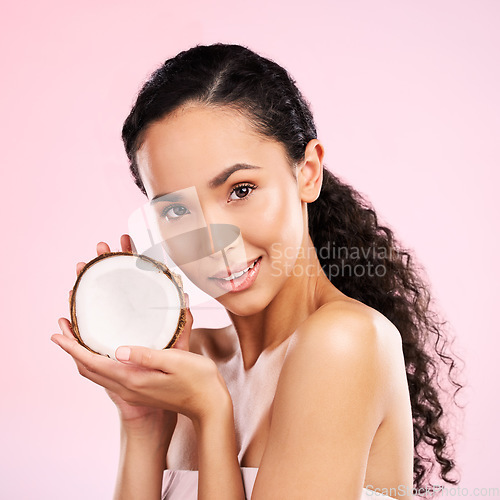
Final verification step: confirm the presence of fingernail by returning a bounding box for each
[184,293,189,308]
[115,346,131,361]
[51,334,59,345]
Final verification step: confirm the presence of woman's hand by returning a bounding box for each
[57,235,188,427]
[52,234,229,428]
[53,316,229,425]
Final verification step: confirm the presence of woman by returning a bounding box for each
[51,43,463,499]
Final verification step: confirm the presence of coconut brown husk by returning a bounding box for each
[69,251,186,357]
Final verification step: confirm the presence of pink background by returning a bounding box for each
[1,1,498,497]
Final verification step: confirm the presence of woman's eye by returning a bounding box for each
[162,204,190,221]
[229,183,257,202]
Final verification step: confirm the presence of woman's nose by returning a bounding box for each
[201,204,242,248]
[199,202,223,228]
[164,205,241,266]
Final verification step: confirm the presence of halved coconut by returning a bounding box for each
[69,252,186,358]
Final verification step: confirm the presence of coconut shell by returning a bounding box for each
[69,251,186,357]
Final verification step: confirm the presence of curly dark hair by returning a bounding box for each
[121,42,465,493]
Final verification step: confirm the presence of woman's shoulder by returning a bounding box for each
[287,295,403,366]
[263,296,407,483]
[319,295,400,340]
[279,296,408,418]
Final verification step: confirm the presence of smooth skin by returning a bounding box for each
[52,104,414,499]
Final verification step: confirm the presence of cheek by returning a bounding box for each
[244,187,304,256]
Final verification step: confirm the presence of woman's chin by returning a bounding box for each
[222,300,265,317]
[217,289,272,317]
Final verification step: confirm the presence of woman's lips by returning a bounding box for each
[209,256,262,292]
[209,256,261,279]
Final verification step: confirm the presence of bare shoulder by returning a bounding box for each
[288,297,402,362]
[278,297,406,420]
[253,299,406,497]
[189,325,237,360]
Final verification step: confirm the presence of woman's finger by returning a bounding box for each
[76,261,86,276]
[55,318,160,384]
[52,331,135,396]
[72,354,129,394]
[115,344,186,373]
[52,329,126,381]
[52,329,172,407]
[59,317,75,340]
[120,234,133,253]
[96,241,111,255]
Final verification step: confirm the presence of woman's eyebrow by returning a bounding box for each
[208,163,262,189]
[151,163,262,203]
[151,192,184,204]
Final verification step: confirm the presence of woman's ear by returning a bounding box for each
[297,139,324,203]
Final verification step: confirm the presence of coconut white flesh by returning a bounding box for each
[75,255,181,359]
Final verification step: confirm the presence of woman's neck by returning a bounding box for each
[226,235,339,371]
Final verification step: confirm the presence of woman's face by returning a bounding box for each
[136,104,307,315]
